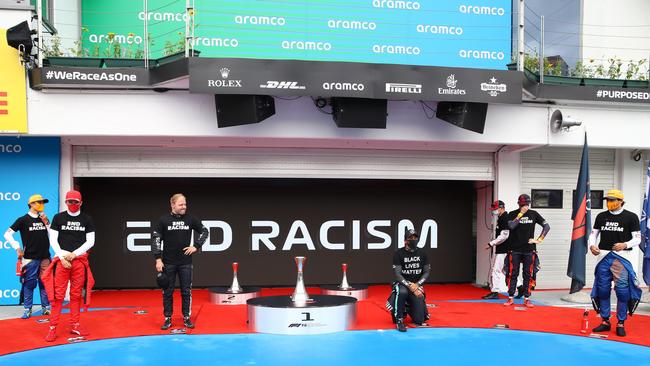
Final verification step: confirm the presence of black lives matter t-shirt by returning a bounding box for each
[495,213,511,254]
[50,212,96,252]
[154,213,204,265]
[392,247,429,283]
[594,210,640,251]
[10,214,51,259]
[507,209,547,252]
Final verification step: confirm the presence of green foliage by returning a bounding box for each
[523,52,648,81]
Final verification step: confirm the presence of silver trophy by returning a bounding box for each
[291,256,310,303]
[227,262,243,293]
[339,263,351,290]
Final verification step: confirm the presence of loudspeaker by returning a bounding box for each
[435,102,488,134]
[6,21,33,55]
[331,97,387,128]
[215,95,275,128]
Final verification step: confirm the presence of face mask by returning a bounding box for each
[67,202,81,213]
[407,239,418,248]
[607,200,621,212]
[491,210,499,216]
[33,203,45,212]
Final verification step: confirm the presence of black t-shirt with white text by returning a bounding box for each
[10,214,51,259]
[50,212,96,252]
[507,209,547,252]
[593,210,640,251]
[392,247,429,283]
[154,213,204,265]
[495,212,511,254]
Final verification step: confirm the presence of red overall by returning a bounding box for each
[41,254,95,326]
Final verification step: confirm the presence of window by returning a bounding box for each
[531,189,563,209]
[572,190,604,210]
[30,0,56,34]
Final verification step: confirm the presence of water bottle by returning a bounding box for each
[580,309,589,334]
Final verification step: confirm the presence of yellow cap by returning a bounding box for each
[27,194,49,205]
[604,189,624,200]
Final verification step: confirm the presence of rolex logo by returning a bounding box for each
[220,67,231,79]
[446,74,457,88]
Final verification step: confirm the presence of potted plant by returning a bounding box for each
[44,30,104,68]
[156,32,200,66]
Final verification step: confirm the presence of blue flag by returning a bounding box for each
[567,133,591,293]
[640,159,650,286]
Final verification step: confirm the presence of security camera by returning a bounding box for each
[550,110,582,132]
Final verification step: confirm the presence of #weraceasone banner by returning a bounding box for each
[0,29,28,133]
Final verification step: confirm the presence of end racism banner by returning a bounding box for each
[79,178,475,288]
[0,137,60,305]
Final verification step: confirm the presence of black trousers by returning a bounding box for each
[162,263,193,317]
[506,252,537,298]
[390,283,427,324]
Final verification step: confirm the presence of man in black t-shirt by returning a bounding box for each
[482,200,510,299]
[153,193,208,330]
[388,229,430,332]
[503,194,550,308]
[3,194,52,319]
[45,190,96,342]
[589,189,642,337]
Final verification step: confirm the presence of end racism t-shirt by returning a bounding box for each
[507,209,547,252]
[10,214,51,259]
[50,212,96,252]
[593,209,640,251]
[154,213,204,265]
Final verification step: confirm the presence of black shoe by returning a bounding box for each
[616,323,626,337]
[515,286,525,299]
[592,321,611,333]
[396,318,407,332]
[183,316,195,329]
[482,292,499,300]
[161,317,172,330]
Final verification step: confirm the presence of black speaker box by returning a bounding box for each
[215,95,275,128]
[331,97,387,128]
[435,102,488,134]
[6,21,33,54]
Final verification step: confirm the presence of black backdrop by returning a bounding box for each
[78,178,474,288]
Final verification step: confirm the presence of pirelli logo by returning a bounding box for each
[0,91,7,115]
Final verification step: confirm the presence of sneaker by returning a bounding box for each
[45,326,57,342]
[183,316,195,329]
[70,323,89,336]
[515,286,525,299]
[592,320,611,333]
[616,323,626,337]
[161,317,172,330]
[41,307,51,316]
[503,297,514,306]
[523,298,535,308]
[396,318,407,332]
[482,292,499,300]
[21,308,32,319]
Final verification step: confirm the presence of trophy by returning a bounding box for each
[291,256,310,303]
[339,263,351,290]
[227,262,242,293]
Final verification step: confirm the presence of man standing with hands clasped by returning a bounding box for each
[153,193,208,330]
[589,189,642,337]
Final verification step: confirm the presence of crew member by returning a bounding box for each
[483,200,509,299]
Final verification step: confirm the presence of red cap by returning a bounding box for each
[65,190,82,202]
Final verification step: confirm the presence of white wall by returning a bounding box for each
[0,8,31,29]
[581,0,650,78]
[49,0,81,54]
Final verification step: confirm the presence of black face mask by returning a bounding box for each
[407,239,419,249]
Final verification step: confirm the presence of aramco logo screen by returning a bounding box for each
[82,0,511,69]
